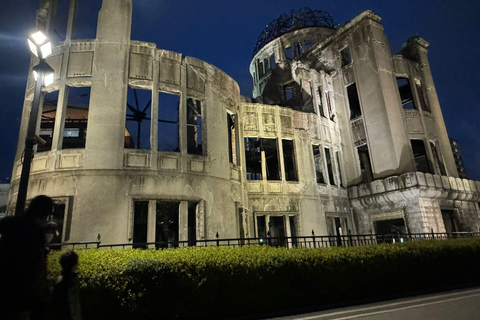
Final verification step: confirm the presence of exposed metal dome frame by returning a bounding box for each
[252,7,338,57]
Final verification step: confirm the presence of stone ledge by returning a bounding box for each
[348,172,480,202]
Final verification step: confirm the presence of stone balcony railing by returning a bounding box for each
[348,172,480,202]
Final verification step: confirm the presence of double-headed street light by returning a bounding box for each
[15,30,54,215]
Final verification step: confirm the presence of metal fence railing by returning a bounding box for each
[50,231,480,250]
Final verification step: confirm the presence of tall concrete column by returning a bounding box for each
[84,0,132,169]
[351,14,415,179]
[407,38,458,177]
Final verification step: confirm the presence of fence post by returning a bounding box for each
[431,228,435,239]
[312,230,316,248]
[216,232,219,246]
[97,233,101,249]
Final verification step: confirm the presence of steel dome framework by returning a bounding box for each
[252,7,338,57]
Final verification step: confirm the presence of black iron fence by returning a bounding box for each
[51,231,480,250]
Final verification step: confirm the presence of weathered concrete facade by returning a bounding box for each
[8,2,480,245]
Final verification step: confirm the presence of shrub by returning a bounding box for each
[47,238,480,319]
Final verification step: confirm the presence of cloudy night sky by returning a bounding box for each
[0,0,479,183]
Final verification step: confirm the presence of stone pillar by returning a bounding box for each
[350,13,415,179]
[406,38,458,177]
[84,0,132,169]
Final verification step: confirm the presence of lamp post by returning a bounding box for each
[15,31,54,215]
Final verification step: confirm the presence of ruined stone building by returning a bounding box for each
[8,1,480,245]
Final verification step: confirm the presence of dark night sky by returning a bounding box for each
[1,0,479,183]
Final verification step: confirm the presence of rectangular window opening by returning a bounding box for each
[269,216,286,247]
[294,42,303,57]
[245,137,262,180]
[188,202,197,247]
[262,138,281,181]
[256,215,267,240]
[133,201,149,249]
[289,216,297,246]
[336,151,344,187]
[155,201,180,249]
[282,140,298,181]
[357,145,373,183]
[347,83,362,120]
[62,86,90,150]
[228,113,237,164]
[415,79,430,112]
[313,145,325,184]
[397,77,416,110]
[158,92,180,152]
[269,54,276,70]
[50,202,66,244]
[326,91,334,121]
[340,46,352,67]
[317,87,325,117]
[38,90,59,152]
[285,46,293,61]
[125,88,151,149]
[52,0,70,43]
[72,0,102,40]
[283,82,297,102]
[411,140,433,174]
[258,60,264,78]
[325,148,336,185]
[187,98,203,155]
[264,57,269,73]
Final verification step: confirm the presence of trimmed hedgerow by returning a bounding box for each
[47,238,480,320]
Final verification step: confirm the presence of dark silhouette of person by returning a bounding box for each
[0,195,54,320]
[50,251,82,320]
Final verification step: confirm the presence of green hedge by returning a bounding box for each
[47,238,480,319]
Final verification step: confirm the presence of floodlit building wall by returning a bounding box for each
[7,2,480,244]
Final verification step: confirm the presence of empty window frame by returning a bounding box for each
[264,57,270,73]
[326,91,334,121]
[155,201,180,249]
[282,140,298,181]
[415,79,430,112]
[347,83,362,120]
[245,137,262,180]
[158,92,180,152]
[256,215,267,239]
[285,46,293,61]
[263,138,281,180]
[340,46,352,67]
[312,145,325,184]
[357,145,373,183]
[411,139,433,174]
[52,0,69,42]
[38,90,59,152]
[283,82,297,102]
[62,87,90,150]
[397,77,416,109]
[269,54,276,70]
[133,201,149,249]
[336,151,344,187]
[294,42,303,57]
[317,87,325,117]
[125,88,151,149]
[71,0,102,40]
[325,148,336,185]
[187,98,203,155]
[258,60,265,78]
[227,113,237,164]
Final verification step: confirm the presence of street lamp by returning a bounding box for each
[15,30,54,215]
